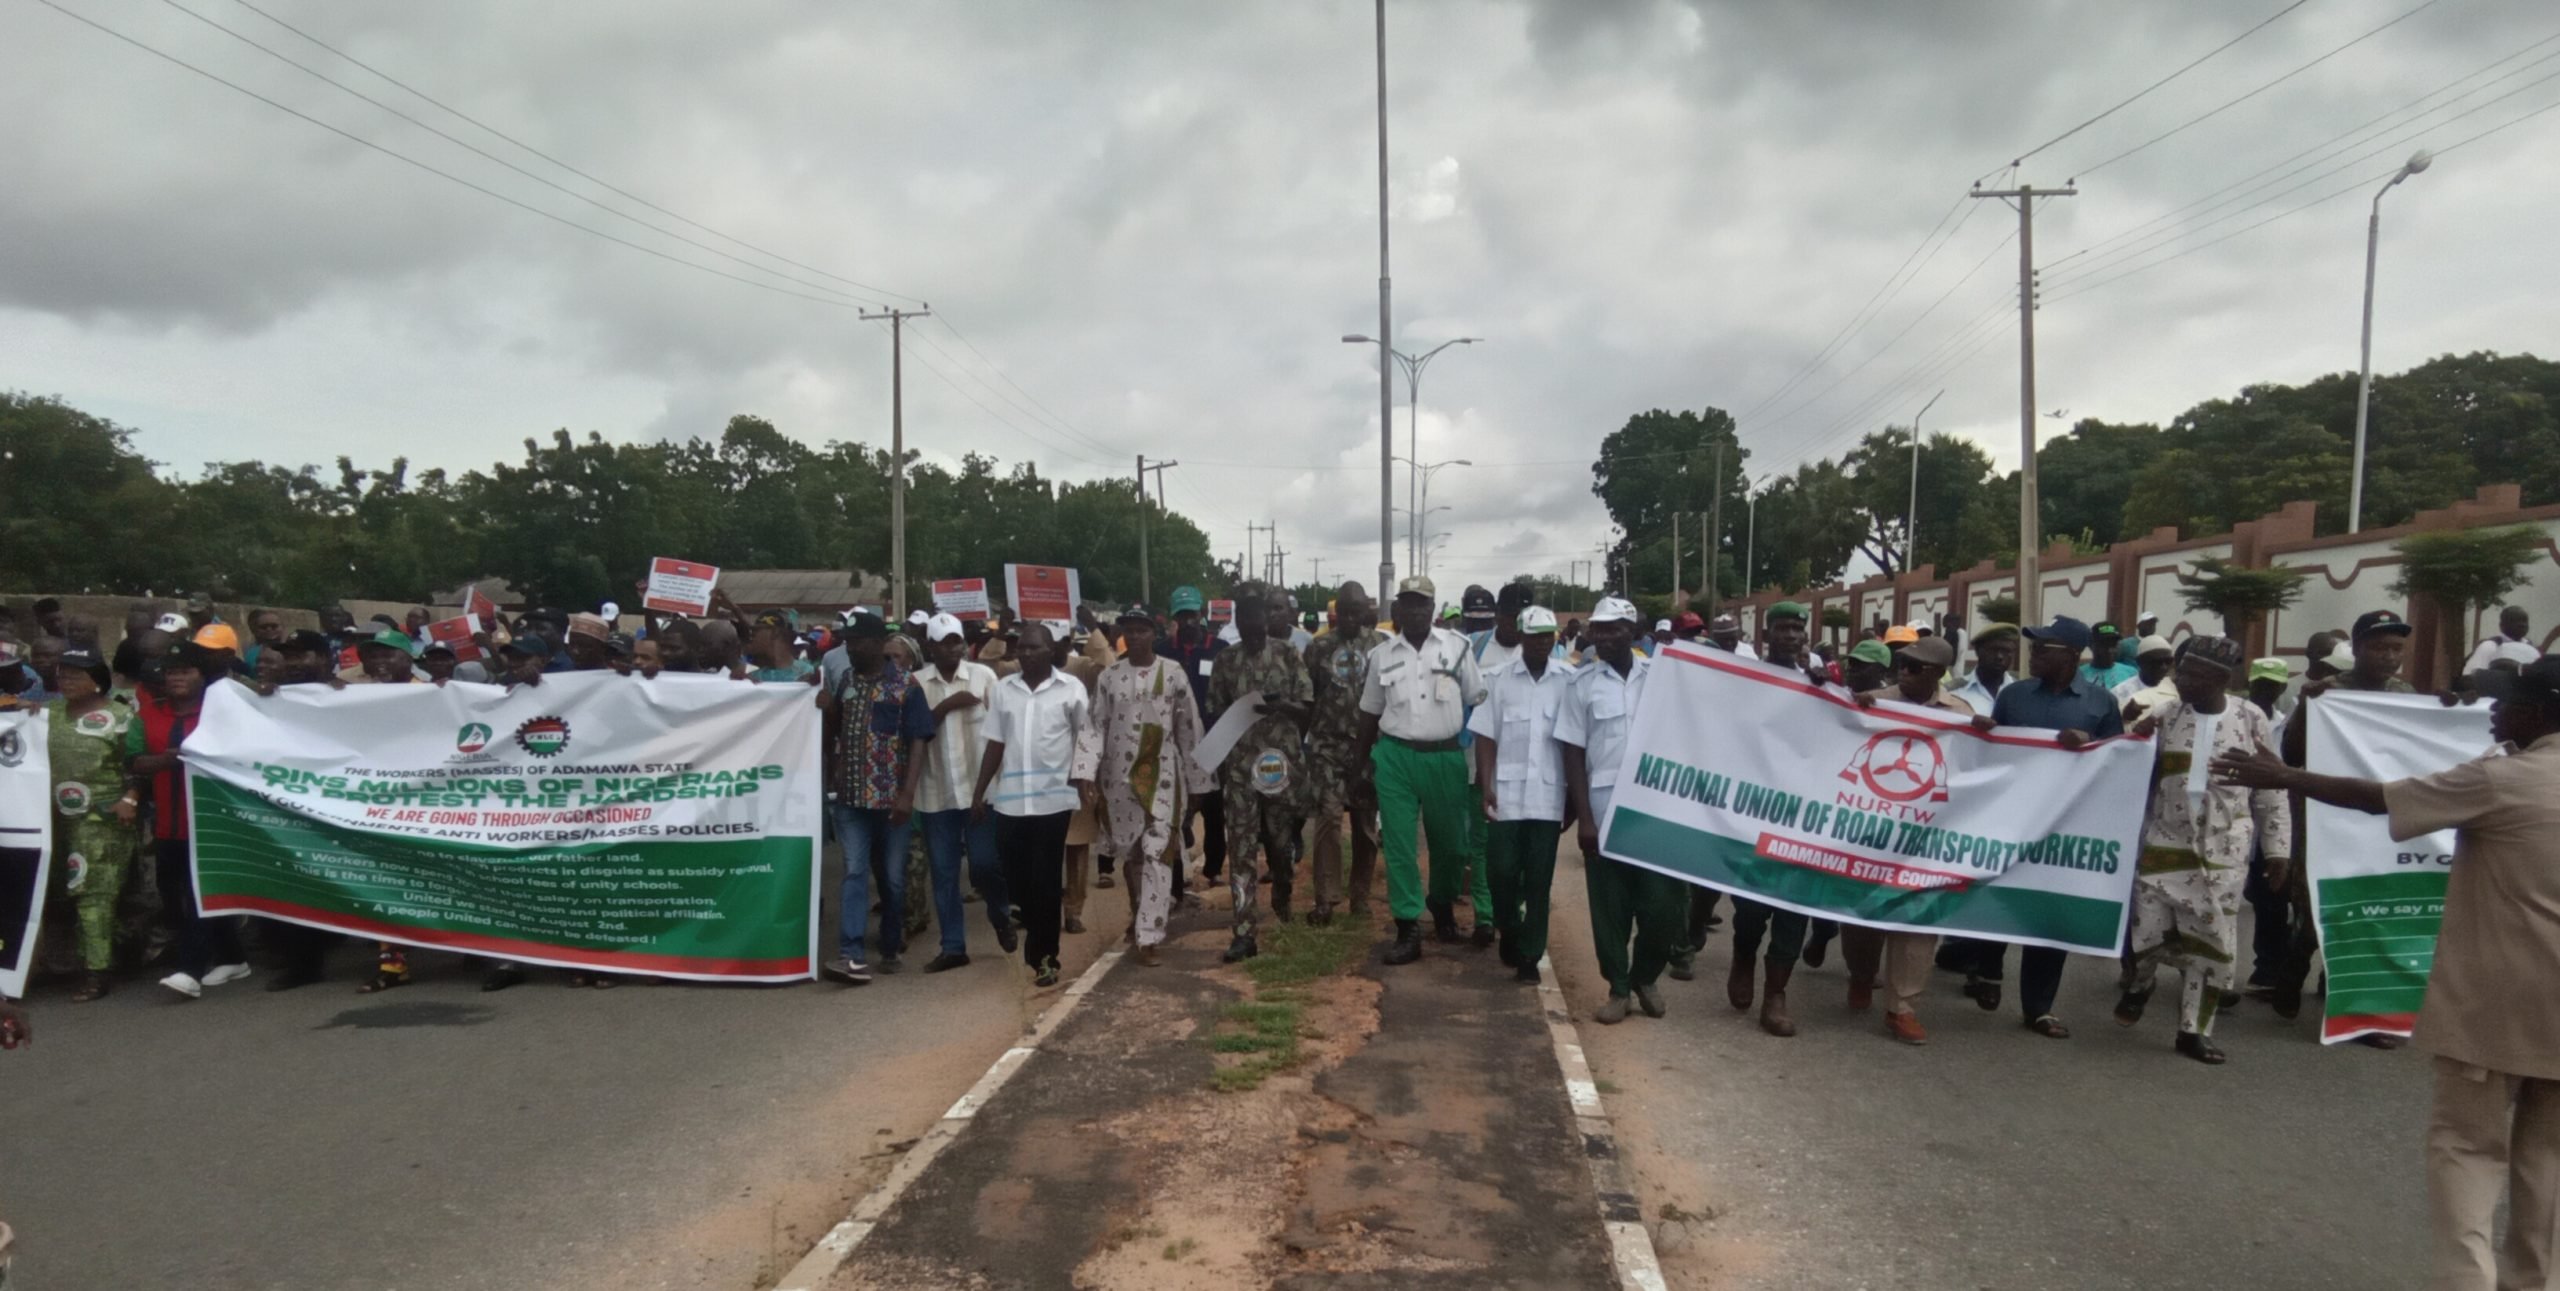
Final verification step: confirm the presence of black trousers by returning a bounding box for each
[156,838,242,979]
[1684,888,1720,949]
[1968,940,2069,1021]
[1197,793,1228,879]
[996,810,1073,969]
[1728,898,1806,968]
[2243,853,2290,981]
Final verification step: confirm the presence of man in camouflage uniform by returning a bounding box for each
[1301,581,1386,924]
[2119,635,2291,1064]
[1205,584,1314,962]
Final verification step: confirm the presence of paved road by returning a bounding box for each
[0,847,1106,1291]
[1543,850,2432,1291]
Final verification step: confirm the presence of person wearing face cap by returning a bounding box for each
[1839,633,1970,1043]
[2081,621,2136,691]
[1724,601,1826,1036]
[1557,596,1684,1022]
[1204,584,1315,960]
[1359,574,1491,965]
[1962,614,2124,1039]
[2114,634,2178,717]
[913,612,1015,972]
[1646,619,1673,657]
[1708,613,1756,660]
[2218,655,2560,1287]
[2110,636,2290,1065]
[1468,605,1573,985]
[819,611,937,984]
[1074,603,1212,967]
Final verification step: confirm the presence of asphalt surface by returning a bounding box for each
[1544,847,2433,1291]
[0,844,1100,1291]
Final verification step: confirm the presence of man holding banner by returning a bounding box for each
[2218,656,2560,1291]
[1845,633,1970,1045]
[1557,597,1684,1024]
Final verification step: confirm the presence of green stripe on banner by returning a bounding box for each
[191,776,813,967]
[1604,807,2123,951]
[2311,869,2444,1027]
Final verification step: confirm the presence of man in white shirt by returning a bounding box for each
[1358,575,1489,966]
[2464,606,2541,676]
[972,623,1095,989]
[1947,622,2017,717]
[915,613,1014,972]
[1557,597,1685,1024]
[1468,606,1573,985]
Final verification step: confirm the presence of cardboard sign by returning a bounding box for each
[1207,599,1235,623]
[932,578,991,621]
[423,614,483,662]
[464,583,500,623]
[644,558,720,616]
[1004,564,1081,624]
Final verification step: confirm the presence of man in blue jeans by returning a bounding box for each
[914,613,1015,971]
[821,611,936,985]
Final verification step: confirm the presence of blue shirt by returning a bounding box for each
[2080,661,2137,692]
[1992,676,2126,738]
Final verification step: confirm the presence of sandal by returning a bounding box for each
[71,972,112,1003]
[2026,1014,2072,1040]
[2113,988,2150,1027]
[2176,1032,2227,1065]
[357,970,409,994]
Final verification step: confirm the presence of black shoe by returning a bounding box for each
[1308,909,1334,928]
[875,953,902,975]
[1034,959,1061,988]
[1515,963,1541,984]
[1962,976,2001,1012]
[1063,917,1087,935]
[1498,938,1522,969]
[922,953,970,973]
[266,966,325,992]
[1427,899,1460,944]
[480,965,526,993]
[2114,987,2151,1027]
[1384,920,1423,966]
[996,922,1020,954]
[1469,924,1496,950]
[2176,1032,2228,1065]
[1273,893,1293,924]
[1802,932,1832,968]
[2271,980,2303,1020]
[1222,935,1260,963]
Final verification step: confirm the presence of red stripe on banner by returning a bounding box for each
[2323,1012,2417,1041]
[1754,831,1973,891]
[199,894,806,977]
[1661,643,2143,751]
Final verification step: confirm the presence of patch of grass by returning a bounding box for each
[1205,913,1372,1093]
[1595,1078,1621,1096]
[1161,1236,1198,1261]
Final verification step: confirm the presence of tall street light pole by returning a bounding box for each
[1396,456,1470,575]
[2350,149,2433,534]
[1370,0,1394,596]
[1905,388,1944,572]
[1347,335,1482,571]
[1742,472,1773,597]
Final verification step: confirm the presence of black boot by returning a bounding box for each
[1222,934,1259,963]
[1428,898,1460,944]
[1272,884,1293,924]
[1384,919,1424,965]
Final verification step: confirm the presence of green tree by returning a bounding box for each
[2036,418,2162,543]
[2390,525,2548,680]
[2176,556,2310,639]
[1590,408,1744,598]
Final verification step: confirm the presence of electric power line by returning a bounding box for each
[1731,192,1975,425]
[2068,0,2446,179]
[2003,0,2317,168]
[217,0,928,305]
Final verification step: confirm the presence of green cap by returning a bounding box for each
[1169,586,1205,613]
[1848,639,1893,666]
[2248,658,2290,684]
[1768,600,1810,622]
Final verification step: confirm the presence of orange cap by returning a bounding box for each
[193,623,241,651]
[1882,625,1920,645]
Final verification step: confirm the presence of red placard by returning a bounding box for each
[643,557,720,616]
[1207,599,1235,623]
[464,582,500,623]
[932,577,990,621]
[423,614,483,662]
[1003,564,1081,624]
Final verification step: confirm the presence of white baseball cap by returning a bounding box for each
[1518,605,1559,634]
[1591,597,1640,625]
[599,600,621,623]
[155,612,191,633]
[1653,618,1672,632]
[925,612,965,642]
[907,609,931,626]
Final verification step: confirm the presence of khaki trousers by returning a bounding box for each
[1841,927,1938,1015]
[2429,1055,2560,1291]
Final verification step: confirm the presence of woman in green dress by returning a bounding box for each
[48,647,139,1002]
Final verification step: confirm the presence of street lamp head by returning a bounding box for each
[1449,459,1473,467]
[1457,337,1482,344]
[2402,149,2434,178]
[1342,334,1375,344]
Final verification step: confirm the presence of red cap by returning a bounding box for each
[1672,611,1705,631]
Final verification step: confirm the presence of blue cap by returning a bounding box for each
[2022,615,2093,652]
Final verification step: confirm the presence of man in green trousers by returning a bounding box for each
[1357,575,1489,966]
[1468,606,1573,983]
[1557,596,1685,1023]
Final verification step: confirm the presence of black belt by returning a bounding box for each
[1383,734,1463,754]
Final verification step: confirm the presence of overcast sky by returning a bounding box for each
[6,0,2555,599]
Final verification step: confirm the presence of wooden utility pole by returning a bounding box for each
[1705,439,1725,614]
[860,305,931,619]
[1672,510,1682,607]
[1135,457,1178,607]
[1969,182,2071,626]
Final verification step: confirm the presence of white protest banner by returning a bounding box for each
[1192,690,1263,777]
[644,557,721,616]
[932,577,991,621]
[183,673,821,981]
[2302,691,2493,1044]
[0,710,51,999]
[1599,645,2149,954]
[1005,564,1081,623]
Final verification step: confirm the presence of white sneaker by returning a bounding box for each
[160,972,204,999]
[202,962,253,987]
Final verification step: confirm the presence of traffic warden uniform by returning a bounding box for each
[1554,598,1685,1015]
[1359,576,1488,955]
[1466,605,1574,978]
